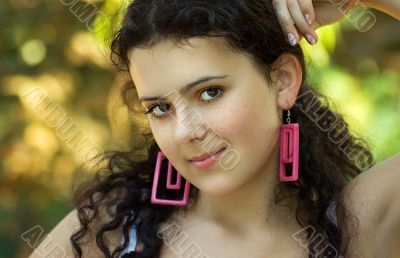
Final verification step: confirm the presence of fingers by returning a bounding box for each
[273,0,299,46]
[298,0,315,25]
[273,0,319,46]
[288,0,318,44]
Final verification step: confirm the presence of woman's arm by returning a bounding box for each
[271,0,400,46]
[363,0,400,19]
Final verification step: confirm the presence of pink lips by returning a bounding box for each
[189,148,226,170]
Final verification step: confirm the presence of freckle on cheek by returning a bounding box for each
[225,106,252,133]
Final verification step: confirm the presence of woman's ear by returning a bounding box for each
[271,53,302,110]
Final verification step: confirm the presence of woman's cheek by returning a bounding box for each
[217,100,255,137]
[150,125,174,152]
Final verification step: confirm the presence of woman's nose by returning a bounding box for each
[174,108,207,144]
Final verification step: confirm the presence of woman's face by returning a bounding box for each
[127,37,296,197]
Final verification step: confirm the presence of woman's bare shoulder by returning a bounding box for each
[342,153,400,224]
[28,207,124,258]
[340,153,400,257]
[28,209,80,258]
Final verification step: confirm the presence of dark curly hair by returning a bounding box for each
[70,0,376,257]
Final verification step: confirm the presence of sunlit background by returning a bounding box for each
[0,0,399,257]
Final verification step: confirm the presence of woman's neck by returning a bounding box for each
[183,145,299,236]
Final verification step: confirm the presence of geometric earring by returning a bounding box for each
[150,151,191,206]
[279,109,300,182]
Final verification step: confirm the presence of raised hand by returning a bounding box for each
[272,0,356,46]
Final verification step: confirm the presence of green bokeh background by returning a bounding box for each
[0,1,399,257]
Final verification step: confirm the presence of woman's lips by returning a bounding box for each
[189,148,226,170]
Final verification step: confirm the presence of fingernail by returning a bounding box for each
[305,13,312,25]
[287,33,297,46]
[306,33,317,45]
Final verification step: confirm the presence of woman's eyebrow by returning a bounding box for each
[139,74,229,102]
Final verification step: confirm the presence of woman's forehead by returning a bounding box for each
[127,37,242,70]
[128,37,251,94]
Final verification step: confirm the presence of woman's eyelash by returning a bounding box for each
[143,103,170,118]
[144,86,224,120]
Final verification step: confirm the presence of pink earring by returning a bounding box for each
[150,151,191,206]
[279,109,299,182]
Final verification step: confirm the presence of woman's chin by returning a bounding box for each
[197,179,239,197]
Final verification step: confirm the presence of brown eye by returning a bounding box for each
[146,103,172,119]
[199,87,223,102]
[153,103,170,115]
[145,87,224,121]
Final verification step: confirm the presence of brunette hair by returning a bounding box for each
[70,0,375,257]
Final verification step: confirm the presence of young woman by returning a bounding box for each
[29,0,400,257]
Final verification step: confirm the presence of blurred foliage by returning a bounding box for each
[0,1,399,257]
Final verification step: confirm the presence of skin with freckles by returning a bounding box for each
[127,36,305,255]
